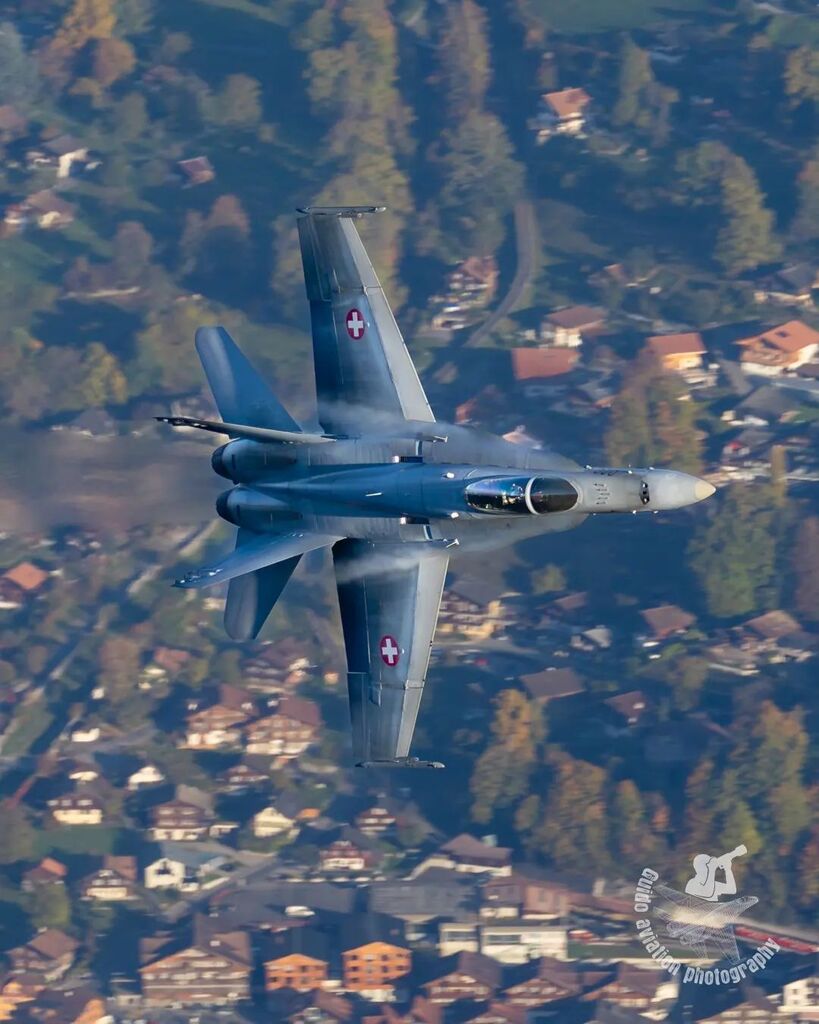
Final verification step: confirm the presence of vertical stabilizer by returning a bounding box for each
[195,325,301,431]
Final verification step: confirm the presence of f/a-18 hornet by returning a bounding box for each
[161,206,715,768]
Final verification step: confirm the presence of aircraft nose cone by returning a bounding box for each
[646,470,716,510]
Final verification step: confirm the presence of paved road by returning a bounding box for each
[466,198,538,348]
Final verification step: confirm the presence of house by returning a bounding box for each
[422,951,502,1005]
[144,843,227,892]
[342,941,411,998]
[48,788,105,825]
[602,691,651,731]
[244,696,321,758]
[753,262,818,306]
[412,834,512,879]
[503,957,597,1006]
[541,306,606,348]
[69,723,101,744]
[149,796,211,841]
[10,984,110,1023]
[437,920,568,962]
[0,974,44,1021]
[736,320,819,376]
[184,704,248,749]
[586,963,679,1014]
[0,562,49,609]
[510,348,580,398]
[780,959,819,1017]
[741,610,814,661]
[24,191,76,230]
[639,604,695,643]
[320,839,373,874]
[221,760,269,792]
[126,763,165,790]
[355,803,397,836]
[438,579,514,641]
[531,87,591,142]
[43,134,89,178]
[178,156,215,186]
[481,875,571,921]
[519,667,584,705]
[80,856,138,901]
[139,918,252,1007]
[265,953,329,993]
[7,931,79,982]
[242,642,311,692]
[646,332,706,372]
[450,257,499,304]
[22,859,68,893]
[252,797,301,839]
[369,876,474,924]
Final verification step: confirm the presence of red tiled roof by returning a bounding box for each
[647,332,706,358]
[511,348,579,381]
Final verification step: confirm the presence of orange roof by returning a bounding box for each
[647,332,705,358]
[39,857,67,878]
[737,320,819,355]
[343,940,409,957]
[511,348,579,381]
[3,562,48,592]
[266,953,327,967]
[544,87,591,119]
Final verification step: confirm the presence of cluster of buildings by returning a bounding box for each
[428,258,500,333]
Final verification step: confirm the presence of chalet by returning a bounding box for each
[646,332,706,372]
[320,839,373,874]
[437,579,514,641]
[265,953,329,993]
[780,959,819,1017]
[252,796,301,839]
[502,957,590,1006]
[412,834,512,879]
[481,875,571,920]
[22,858,67,893]
[242,641,311,692]
[639,604,695,643]
[541,306,606,348]
[450,257,499,304]
[459,1002,528,1024]
[602,690,651,731]
[355,803,397,836]
[10,984,109,1023]
[24,191,76,230]
[126,763,165,790]
[741,610,814,661]
[184,704,248,749]
[342,941,411,999]
[519,667,584,705]
[0,974,44,1021]
[142,646,191,684]
[48,788,105,825]
[7,931,79,982]
[149,796,211,842]
[585,963,678,1014]
[510,348,580,398]
[178,156,215,186]
[531,87,591,142]
[736,320,819,376]
[42,134,89,178]
[221,760,269,791]
[244,696,321,758]
[79,855,138,901]
[0,562,49,608]
[753,262,818,306]
[144,843,226,892]
[139,918,252,1007]
[422,951,502,1005]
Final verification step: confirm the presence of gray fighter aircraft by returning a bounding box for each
[161,206,715,768]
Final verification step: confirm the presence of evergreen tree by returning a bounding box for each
[715,157,780,275]
[792,517,819,622]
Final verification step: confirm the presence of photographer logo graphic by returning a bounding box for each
[633,843,780,985]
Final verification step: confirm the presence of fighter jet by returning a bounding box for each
[160,205,715,768]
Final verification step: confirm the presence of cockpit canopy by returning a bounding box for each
[465,476,578,515]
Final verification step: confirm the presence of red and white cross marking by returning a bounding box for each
[379,634,400,667]
[345,308,366,340]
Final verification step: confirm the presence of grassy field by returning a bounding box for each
[2,700,54,757]
[526,0,707,33]
[35,826,125,857]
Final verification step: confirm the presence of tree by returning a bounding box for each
[52,0,116,53]
[613,37,653,127]
[76,343,128,406]
[113,92,148,140]
[531,564,566,595]
[792,517,819,622]
[437,0,491,121]
[92,37,136,87]
[116,0,154,35]
[715,157,780,275]
[112,221,153,284]
[0,22,39,108]
[533,754,609,872]
[784,46,819,109]
[212,74,262,127]
[688,484,778,617]
[470,689,543,824]
[0,806,36,864]
[28,883,71,930]
[791,154,819,244]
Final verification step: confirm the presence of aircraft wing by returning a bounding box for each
[297,206,435,435]
[333,540,448,766]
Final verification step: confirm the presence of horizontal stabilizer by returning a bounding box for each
[297,205,386,218]
[195,325,301,432]
[156,416,333,445]
[175,530,340,590]
[356,757,445,769]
